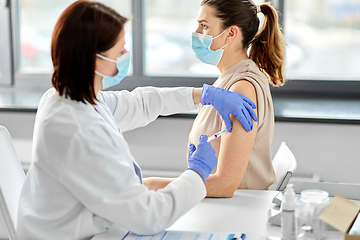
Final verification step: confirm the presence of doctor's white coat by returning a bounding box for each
[17,87,206,240]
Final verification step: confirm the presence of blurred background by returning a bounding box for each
[10,0,360,80]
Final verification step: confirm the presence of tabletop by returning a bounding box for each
[167,189,344,240]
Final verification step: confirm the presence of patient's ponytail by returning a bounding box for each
[249,3,286,86]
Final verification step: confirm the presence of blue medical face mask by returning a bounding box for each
[191,29,228,66]
[95,51,130,89]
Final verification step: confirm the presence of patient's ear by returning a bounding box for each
[226,25,243,46]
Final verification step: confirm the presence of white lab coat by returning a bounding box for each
[17,87,206,240]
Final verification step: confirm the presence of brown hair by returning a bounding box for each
[51,0,128,104]
[201,0,286,86]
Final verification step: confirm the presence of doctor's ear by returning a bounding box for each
[226,26,242,44]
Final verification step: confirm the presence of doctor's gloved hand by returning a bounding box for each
[186,135,217,182]
[201,83,258,132]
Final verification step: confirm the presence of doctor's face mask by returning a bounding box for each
[191,29,228,66]
[95,51,130,89]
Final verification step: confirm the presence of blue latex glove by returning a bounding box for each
[188,143,196,159]
[186,135,217,182]
[201,83,258,132]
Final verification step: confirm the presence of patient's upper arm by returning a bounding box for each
[205,80,259,197]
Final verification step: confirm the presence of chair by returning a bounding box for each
[0,126,26,240]
[269,142,297,191]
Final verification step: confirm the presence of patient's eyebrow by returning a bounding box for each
[197,19,208,23]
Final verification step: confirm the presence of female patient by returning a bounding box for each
[144,0,286,197]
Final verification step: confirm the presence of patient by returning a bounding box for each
[144,0,286,197]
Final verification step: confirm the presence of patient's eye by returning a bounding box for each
[201,23,208,30]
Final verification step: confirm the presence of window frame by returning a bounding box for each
[0,0,12,86]
[5,0,360,99]
[272,0,360,99]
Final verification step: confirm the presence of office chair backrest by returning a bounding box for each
[270,142,297,191]
[0,126,26,240]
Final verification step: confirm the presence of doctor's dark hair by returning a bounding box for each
[51,0,128,104]
[201,0,286,86]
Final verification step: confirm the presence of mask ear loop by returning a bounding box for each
[95,54,117,78]
[220,43,228,50]
[96,54,117,63]
[95,71,106,77]
[213,29,229,50]
[213,29,227,40]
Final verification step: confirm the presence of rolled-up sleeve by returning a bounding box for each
[98,87,196,132]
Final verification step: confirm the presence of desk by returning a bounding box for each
[93,190,344,240]
[167,190,343,240]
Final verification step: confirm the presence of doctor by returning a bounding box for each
[17,1,258,239]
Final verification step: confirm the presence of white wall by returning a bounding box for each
[273,122,360,184]
[1,111,360,184]
[1,111,360,183]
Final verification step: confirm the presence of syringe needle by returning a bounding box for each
[207,129,226,142]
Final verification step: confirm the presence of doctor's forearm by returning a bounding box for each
[192,88,202,105]
[143,177,174,191]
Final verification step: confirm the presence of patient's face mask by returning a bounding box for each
[191,29,228,66]
[95,51,130,89]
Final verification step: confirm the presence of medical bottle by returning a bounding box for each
[281,184,297,240]
[297,226,316,240]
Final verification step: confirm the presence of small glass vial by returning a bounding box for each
[295,190,329,239]
[297,225,316,240]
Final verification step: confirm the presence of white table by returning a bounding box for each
[167,190,343,240]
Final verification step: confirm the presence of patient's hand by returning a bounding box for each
[143,177,173,191]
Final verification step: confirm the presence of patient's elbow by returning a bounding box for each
[221,186,238,198]
[220,190,235,198]
[206,184,238,198]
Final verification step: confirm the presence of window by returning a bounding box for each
[284,0,360,81]
[1,0,359,97]
[13,0,132,76]
[144,0,219,77]
[144,0,267,77]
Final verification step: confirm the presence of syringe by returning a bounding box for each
[207,129,226,142]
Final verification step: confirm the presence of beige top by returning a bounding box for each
[188,59,275,190]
